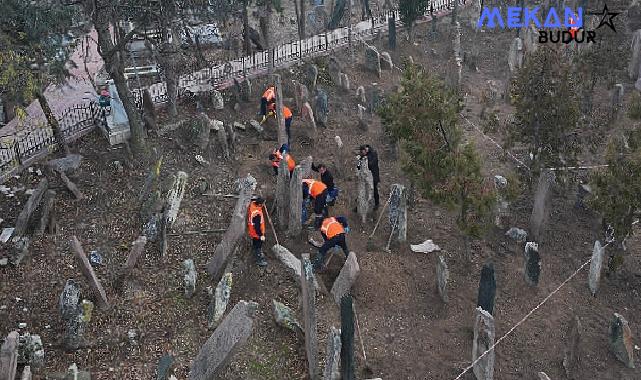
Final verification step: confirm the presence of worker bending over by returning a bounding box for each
[311,163,338,205]
[302,178,328,229]
[313,216,350,271]
[283,105,293,148]
[260,85,276,123]
[247,196,268,267]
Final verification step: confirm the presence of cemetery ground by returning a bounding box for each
[2,10,641,380]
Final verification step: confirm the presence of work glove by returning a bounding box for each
[260,236,265,241]
[344,227,350,234]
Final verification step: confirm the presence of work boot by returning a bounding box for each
[314,216,323,229]
[256,253,268,267]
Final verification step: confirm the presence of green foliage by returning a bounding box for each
[399,0,429,28]
[380,63,496,240]
[510,47,580,170]
[628,91,641,120]
[590,129,641,244]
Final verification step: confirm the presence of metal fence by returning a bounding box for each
[0,0,462,183]
[0,102,102,182]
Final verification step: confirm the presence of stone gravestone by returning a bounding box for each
[273,300,303,334]
[240,79,252,102]
[301,254,319,379]
[524,242,541,286]
[611,84,624,113]
[340,295,355,380]
[157,354,174,380]
[70,236,109,310]
[538,373,551,380]
[472,307,495,380]
[356,86,366,104]
[365,85,383,114]
[189,300,258,380]
[306,64,319,90]
[322,327,341,380]
[609,313,635,368]
[331,252,360,304]
[508,37,524,75]
[436,256,449,303]
[59,279,85,351]
[183,259,197,299]
[388,16,396,49]
[477,262,496,315]
[588,240,604,296]
[294,81,309,114]
[563,316,582,379]
[389,184,407,242]
[288,165,304,238]
[357,158,374,224]
[208,273,232,329]
[17,334,44,370]
[529,170,555,242]
[211,90,224,110]
[340,73,350,91]
[315,89,329,127]
[0,331,19,380]
[364,45,381,78]
[328,56,343,85]
[629,29,641,81]
[380,52,393,70]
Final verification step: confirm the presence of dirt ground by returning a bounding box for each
[2,2,641,380]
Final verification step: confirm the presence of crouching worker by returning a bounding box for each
[269,144,295,175]
[312,163,338,205]
[302,178,328,229]
[260,85,276,123]
[313,216,350,272]
[247,196,268,267]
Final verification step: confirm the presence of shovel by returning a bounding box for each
[365,195,392,252]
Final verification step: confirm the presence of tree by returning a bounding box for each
[380,64,496,261]
[509,46,580,174]
[399,0,428,43]
[0,0,78,155]
[590,129,641,270]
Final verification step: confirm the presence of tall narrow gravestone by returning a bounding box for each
[389,184,407,242]
[301,254,319,379]
[477,262,496,315]
[524,242,541,286]
[436,256,449,303]
[472,307,495,380]
[609,313,635,369]
[588,240,604,296]
[529,170,555,242]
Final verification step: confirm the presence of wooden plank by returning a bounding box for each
[70,236,109,310]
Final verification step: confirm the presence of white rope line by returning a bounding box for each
[461,116,530,170]
[546,165,609,171]
[453,255,595,380]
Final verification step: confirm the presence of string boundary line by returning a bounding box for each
[453,255,595,380]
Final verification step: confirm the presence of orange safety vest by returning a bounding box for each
[303,179,327,198]
[283,106,292,119]
[263,88,275,102]
[321,217,344,239]
[272,151,296,172]
[247,202,265,239]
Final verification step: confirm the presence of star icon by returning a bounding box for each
[588,4,620,33]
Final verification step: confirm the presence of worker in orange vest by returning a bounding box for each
[313,216,350,271]
[283,105,293,147]
[260,85,276,123]
[302,178,328,229]
[269,144,295,175]
[247,196,268,267]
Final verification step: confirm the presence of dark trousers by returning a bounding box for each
[285,117,292,146]
[313,190,328,215]
[314,234,349,268]
[373,180,380,207]
[251,238,263,261]
[261,98,268,116]
[272,166,278,175]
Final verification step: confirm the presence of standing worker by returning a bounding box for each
[357,144,381,209]
[247,196,268,267]
[260,85,276,123]
[313,216,350,272]
[311,163,338,205]
[283,105,293,148]
[302,178,328,229]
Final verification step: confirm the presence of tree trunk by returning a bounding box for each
[451,0,458,25]
[243,3,252,55]
[94,17,146,153]
[36,92,70,156]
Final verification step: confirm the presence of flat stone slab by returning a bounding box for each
[410,240,441,253]
[189,300,258,380]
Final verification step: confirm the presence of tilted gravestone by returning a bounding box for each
[436,256,449,303]
[380,52,393,70]
[389,184,407,242]
[609,313,635,368]
[183,259,197,299]
[563,315,582,379]
[477,262,496,315]
[331,252,360,304]
[472,307,495,380]
[208,273,232,329]
[189,300,258,380]
[323,327,341,380]
[524,242,541,286]
[529,170,555,242]
[340,295,355,380]
[301,254,319,379]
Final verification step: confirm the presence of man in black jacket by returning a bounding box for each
[311,163,338,205]
[357,144,380,209]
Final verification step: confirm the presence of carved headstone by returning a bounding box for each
[183,259,197,299]
[524,242,541,286]
[189,300,258,380]
[477,262,496,315]
[211,90,224,110]
[508,37,524,74]
[208,273,232,329]
[301,254,319,379]
[364,45,381,77]
[609,313,635,368]
[288,166,303,237]
[306,64,319,90]
[166,172,188,228]
[356,86,366,104]
[389,184,407,242]
[315,89,329,126]
[272,300,302,334]
[357,157,374,224]
[380,52,393,70]
[323,327,341,380]
[472,307,495,380]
